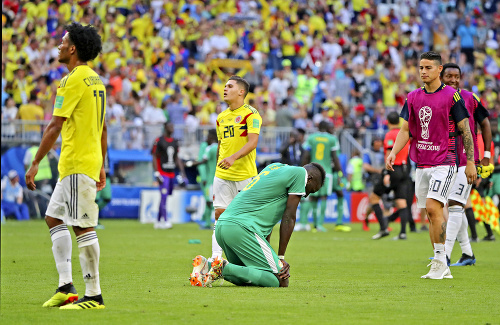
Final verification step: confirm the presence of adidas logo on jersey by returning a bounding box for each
[81,213,89,219]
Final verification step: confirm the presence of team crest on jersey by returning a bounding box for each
[235,116,242,123]
[418,106,432,140]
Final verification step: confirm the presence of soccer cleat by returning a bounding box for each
[470,237,479,243]
[392,233,407,240]
[420,225,429,232]
[199,223,212,230]
[203,257,227,287]
[43,283,78,307]
[482,235,495,241]
[315,225,328,232]
[451,253,476,266]
[190,255,210,287]
[334,224,351,232]
[421,259,453,279]
[362,223,370,232]
[428,256,450,266]
[294,224,305,231]
[60,295,105,310]
[372,229,389,240]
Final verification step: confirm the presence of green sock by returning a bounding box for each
[336,197,344,225]
[222,264,279,287]
[311,201,318,227]
[96,199,107,211]
[299,201,310,225]
[318,200,327,226]
[202,205,212,225]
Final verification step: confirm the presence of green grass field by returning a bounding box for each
[1,220,499,325]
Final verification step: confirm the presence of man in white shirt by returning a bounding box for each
[209,26,230,58]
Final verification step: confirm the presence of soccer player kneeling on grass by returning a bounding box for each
[26,23,106,309]
[191,163,325,287]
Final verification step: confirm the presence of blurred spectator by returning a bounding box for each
[457,16,477,66]
[1,170,29,221]
[167,92,191,140]
[17,93,44,141]
[2,97,18,138]
[280,128,305,166]
[268,69,291,106]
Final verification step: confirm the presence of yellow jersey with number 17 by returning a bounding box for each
[53,65,106,182]
[215,104,262,181]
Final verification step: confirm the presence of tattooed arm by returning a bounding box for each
[457,118,477,184]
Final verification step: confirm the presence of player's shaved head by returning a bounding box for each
[305,162,326,187]
[318,121,329,132]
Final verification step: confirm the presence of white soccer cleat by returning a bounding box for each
[421,259,453,279]
[294,224,305,231]
[190,255,210,287]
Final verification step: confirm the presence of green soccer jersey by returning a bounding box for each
[203,143,218,186]
[219,163,307,237]
[303,132,339,173]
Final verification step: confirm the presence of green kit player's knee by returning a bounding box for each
[222,264,279,287]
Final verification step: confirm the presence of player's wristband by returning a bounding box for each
[484,151,491,159]
[278,255,285,260]
[154,171,160,178]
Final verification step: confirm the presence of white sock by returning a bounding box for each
[211,220,222,259]
[76,231,101,297]
[457,211,474,256]
[50,224,73,287]
[434,243,446,264]
[446,206,463,259]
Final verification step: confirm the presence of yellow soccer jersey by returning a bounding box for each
[215,104,262,181]
[53,65,106,182]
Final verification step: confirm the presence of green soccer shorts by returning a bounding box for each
[310,172,333,197]
[215,220,282,274]
[331,172,346,193]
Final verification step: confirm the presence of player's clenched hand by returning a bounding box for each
[277,259,290,280]
[218,156,236,170]
[25,163,39,191]
[465,161,477,184]
[385,153,396,171]
[96,167,106,192]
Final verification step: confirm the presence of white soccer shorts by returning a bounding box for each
[448,166,472,205]
[213,176,254,210]
[415,165,457,208]
[46,174,99,228]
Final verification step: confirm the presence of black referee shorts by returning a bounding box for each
[373,165,411,200]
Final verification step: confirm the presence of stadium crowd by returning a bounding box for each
[2,0,500,151]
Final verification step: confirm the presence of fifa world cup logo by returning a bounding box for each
[419,106,432,140]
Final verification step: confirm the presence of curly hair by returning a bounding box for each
[65,22,102,62]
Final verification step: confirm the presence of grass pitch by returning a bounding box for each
[1,220,499,325]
